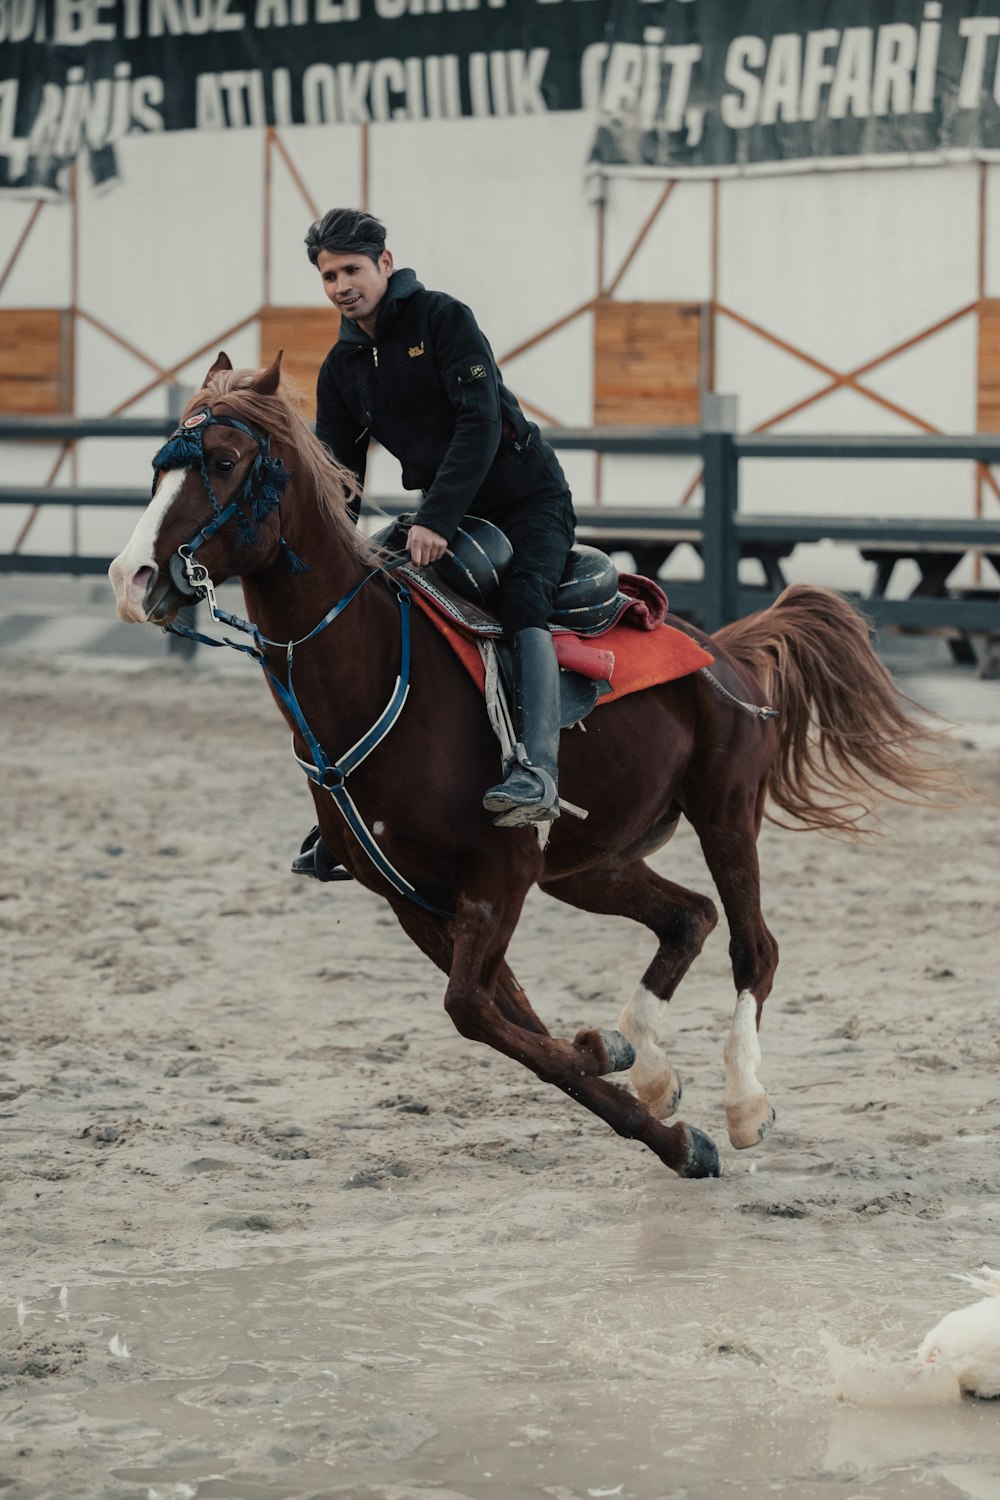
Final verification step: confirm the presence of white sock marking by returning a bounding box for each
[615,982,680,1116]
[724,989,773,1146]
[724,991,761,1096]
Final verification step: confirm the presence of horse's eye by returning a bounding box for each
[213,458,235,474]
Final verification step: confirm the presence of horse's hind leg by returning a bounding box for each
[689,801,779,1150]
[540,861,719,1120]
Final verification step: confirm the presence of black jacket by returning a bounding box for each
[315,268,566,541]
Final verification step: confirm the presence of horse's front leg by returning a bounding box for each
[390,892,633,1081]
[440,890,719,1179]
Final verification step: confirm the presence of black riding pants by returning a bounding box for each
[488,489,577,636]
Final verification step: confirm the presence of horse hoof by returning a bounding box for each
[598,1028,637,1074]
[726,1099,776,1150]
[677,1125,720,1179]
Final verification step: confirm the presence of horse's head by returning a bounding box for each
[109,351,292,625]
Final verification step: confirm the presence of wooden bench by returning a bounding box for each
[858,540,1000,595]
[856,541,1000,664]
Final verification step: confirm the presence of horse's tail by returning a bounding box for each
[713,583,949,835]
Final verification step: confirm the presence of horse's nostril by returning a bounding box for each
[109,558,156,622]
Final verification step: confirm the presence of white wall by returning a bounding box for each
[1,115,996,591]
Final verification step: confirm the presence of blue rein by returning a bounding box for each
[154,411,453,920]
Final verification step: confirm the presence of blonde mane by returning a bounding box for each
[186,365,366,557]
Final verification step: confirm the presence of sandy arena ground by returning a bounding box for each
[2,624,1000,1500]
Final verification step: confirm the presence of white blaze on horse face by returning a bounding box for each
[614,983,682,1119]
[108,468,188,622]
[724,989,775,1149]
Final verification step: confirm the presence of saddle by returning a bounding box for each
[371,515,714,728]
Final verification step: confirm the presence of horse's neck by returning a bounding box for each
[238,489,394,730]
[240,488,368,644]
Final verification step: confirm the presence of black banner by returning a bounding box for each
[591,1,1000,174]
[2,0,1000,192]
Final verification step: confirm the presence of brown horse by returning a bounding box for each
[109,354,942,1179]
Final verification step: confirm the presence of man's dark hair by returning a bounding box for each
[305,208,387,267]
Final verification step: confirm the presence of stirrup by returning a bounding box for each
[483,747,560,828]
[291,827,354,882]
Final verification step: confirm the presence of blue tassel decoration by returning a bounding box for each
[236,514,259,550]
[265,455,290,495]
[150,416,289,546]
[280,538,309,575]
[151,427,204,479]
[252,458,290,523]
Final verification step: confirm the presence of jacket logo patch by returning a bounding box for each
[408,341,425,358]
[469,364,487,379]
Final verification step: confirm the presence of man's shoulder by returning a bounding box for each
[383,289,484,351]
[408,287,479,323]
[418,286,460,308]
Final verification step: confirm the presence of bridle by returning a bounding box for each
[150,406,300,598]
[150,407,452,920]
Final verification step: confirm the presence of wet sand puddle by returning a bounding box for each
[8,1214,1000,1500]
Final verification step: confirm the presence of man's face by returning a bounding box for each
[316,248,393,334]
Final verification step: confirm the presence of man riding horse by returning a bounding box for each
[295,208,577,879]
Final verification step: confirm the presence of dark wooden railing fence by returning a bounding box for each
[3,413,1000,641]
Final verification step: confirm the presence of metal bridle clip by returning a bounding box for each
[170,548,218,612]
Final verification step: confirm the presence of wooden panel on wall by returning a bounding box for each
[978,298,1000,432]
[594,300,702,426]
[260,306,339,422]
[0,309,72,414]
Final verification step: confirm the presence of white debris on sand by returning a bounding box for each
[918,1266,1000,1400]
[823,1266,1000,1404]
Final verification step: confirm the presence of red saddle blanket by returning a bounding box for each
[409,574,714,705]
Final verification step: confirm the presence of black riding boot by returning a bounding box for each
[482,627,561,827]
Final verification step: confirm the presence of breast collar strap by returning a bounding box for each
[165,564,453,920]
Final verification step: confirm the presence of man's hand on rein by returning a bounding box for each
[407,525,448,567]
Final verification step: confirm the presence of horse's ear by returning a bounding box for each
[250,350,284,397]
[204,351,233,385]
